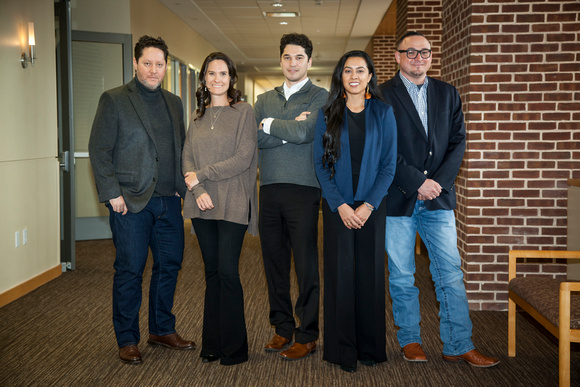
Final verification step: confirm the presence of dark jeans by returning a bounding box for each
[192,218,248,365]
[259,183,321,344]
[108,196,184,348]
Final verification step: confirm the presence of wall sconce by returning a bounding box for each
[21,22,36,68]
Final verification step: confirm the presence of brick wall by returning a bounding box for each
[460,0,580,310]
[442,0,473,302]
[396,0,408,43]
[373,35,398,84]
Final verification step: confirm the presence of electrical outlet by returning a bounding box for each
[15,231,20,248]
[22,228,28,245]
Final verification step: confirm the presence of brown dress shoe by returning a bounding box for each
[264,334,290,352]
[148,332,196,350]
[442,349,500,368]
[401,343,428,362]
[119,344,142,365]
[279,341,316,360]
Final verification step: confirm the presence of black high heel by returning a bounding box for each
[201,355,220,363]
[340,364,357,373]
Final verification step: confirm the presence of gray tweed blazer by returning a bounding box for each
[89,78,187,213]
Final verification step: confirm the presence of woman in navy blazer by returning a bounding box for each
[314,50,397,372]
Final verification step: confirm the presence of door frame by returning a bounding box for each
[55,0,74,270]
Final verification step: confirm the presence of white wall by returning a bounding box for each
[0,0,60,295]
[130,0,217,73]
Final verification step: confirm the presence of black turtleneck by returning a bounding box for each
[135,77,176,197]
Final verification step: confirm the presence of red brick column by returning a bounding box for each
[373,35,398,84]
[455,0,580,310]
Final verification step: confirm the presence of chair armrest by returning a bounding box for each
[509,250,580,281]
[561,282,580,293]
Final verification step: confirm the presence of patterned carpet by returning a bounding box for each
[0,219,578,386]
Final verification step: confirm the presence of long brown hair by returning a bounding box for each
[321,50,383,178]
[195,52,242,120]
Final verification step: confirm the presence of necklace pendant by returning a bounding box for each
[211,125,214,130]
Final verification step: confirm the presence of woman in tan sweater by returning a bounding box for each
[182,52,258,366]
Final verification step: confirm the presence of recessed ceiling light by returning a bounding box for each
[279,21,288,25]
[272,2,284,7]
[264,12,299,17]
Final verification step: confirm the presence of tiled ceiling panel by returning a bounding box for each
[158,0,392,86]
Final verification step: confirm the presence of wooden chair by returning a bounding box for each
[508,250,580,387]
[415,233,421,255]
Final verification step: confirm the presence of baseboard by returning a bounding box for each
[0,265,62,308]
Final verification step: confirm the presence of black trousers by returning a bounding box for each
[259,184,321,344]
[191,218,248,365]
[321,198,387,366]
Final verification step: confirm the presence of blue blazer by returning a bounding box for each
[314,98,397,212]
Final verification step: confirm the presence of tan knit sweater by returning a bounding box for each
[182,102,258,235]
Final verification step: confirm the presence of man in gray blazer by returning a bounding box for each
[89,35,194,365]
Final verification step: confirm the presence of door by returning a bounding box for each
[71,31,132,242]
[55,0,132,270]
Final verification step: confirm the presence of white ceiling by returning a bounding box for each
[159,0,392,89]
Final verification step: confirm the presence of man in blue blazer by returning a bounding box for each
[379,31,499,367]
[89,36,194,364]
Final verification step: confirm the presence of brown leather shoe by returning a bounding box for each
[119,344,142,364]
[279,341,316,360]
[264,334,290,352]
[148,332,196,350]
[442,349,500,368]
[401,343,428,362]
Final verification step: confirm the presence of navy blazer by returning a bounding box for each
[89,78,187,213]
[314,98,397,212]
[379,72,466,216]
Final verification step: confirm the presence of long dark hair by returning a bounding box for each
[321,50,383,178]
[195,52,242,120]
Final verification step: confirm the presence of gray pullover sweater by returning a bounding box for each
[182,102,258,235]
[255,79,329,189]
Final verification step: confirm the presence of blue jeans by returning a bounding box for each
[385,200,474,356]
[108,196,184,348]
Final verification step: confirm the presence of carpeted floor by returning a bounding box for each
[0,219,577,386]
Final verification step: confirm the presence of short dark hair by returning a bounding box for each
[396,31,430,49]
[134,35,169,63]
[279,33,313,59]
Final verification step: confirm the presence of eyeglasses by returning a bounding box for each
[397,49,432,59]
